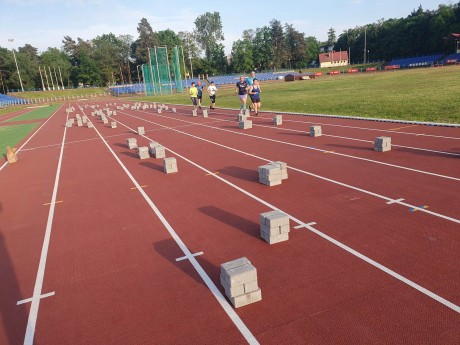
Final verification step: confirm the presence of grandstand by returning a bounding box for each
[440,53,460,64]
[109,83,145,95]
[0,93,28,107]
[388,54,444,68]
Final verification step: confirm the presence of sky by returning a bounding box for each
[0,0,453,55]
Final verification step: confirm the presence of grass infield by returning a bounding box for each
[132,65,460,124]
[0,123,39,156]
[4,104,60,122]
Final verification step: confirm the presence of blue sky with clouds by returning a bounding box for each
[0,0,451,54]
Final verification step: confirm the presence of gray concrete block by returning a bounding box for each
[203,109,208,117]
[230,288,262,308]
[111,122,117,128]
[221,263,257,287]
[274,115,282,125]
[310,125,322,137]
[221,257,251,272]
[153,145,165,159]
[261,231,289,244]
[137,127,145,135]
[239,120,252,129]
[192,110,197,117]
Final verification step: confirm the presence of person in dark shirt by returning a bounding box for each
[235,75,248,113]
[249,78,261,116]
[197,81,204,109]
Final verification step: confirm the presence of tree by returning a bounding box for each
[178,31,200,77]
[305,36,320,65]
[231,39,254,73]
[285,24,308,68]
[92,33,124,85]
[327,27,336,45]
[252,26,273,71]
[40,48,72,89]
[194,11,225,67]
[270,19,286,70]
[133,18,158,65]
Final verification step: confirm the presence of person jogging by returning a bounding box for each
[197,81,204,109]
[189,82,198,110]
[246,71,256,111]
[207,81,217,109]
[235,75,248,113]
[249,78,261,116]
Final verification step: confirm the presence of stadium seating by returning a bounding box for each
[0,93,29,107]
[440,53,460,64]
[388,54,444,68]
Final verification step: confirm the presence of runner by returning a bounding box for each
[197,81,204,109]
[235,75,248,114]
[249,78,261,116]
[189,82,198,110]
[246,71,256,111]
[207,81,217,109]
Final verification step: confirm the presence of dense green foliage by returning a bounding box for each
[0,2,458,91]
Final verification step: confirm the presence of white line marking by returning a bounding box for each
[176,251,204,262]
[110,116,460,315]
[386,198,405,205]
[23,110,68,345]
[17,292,55,306]
[127,109,460,181]
[86,118,259,345]
[0,104,64,173]
[294,222,317,229]
[118,111,460,225]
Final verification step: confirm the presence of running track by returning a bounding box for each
[0,99,459,344]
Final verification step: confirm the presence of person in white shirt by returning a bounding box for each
[207,81,218,109]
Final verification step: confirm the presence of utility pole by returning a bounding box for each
[8,39,24,92]
[363,26,367,64]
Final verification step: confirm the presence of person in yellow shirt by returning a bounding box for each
[189,82,198,110]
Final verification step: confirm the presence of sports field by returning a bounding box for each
[0,95,458,344]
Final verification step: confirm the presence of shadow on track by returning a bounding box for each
[198,205,260,240]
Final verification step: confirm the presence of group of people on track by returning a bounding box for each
[189,71,261,115]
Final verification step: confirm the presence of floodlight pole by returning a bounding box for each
[180,46,188,92]
[48,66,55,90]
[8,39,24,92]
[43,65,50,90]
[363,26,367,64]
[136,65,140,83]
[58,66,65,89]
[38,66,46,91]
[147,48,156,96]
[53,67,60,90]
[154,47,162,95]
[164,46,173,94]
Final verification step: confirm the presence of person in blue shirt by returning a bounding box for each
[248,78,261,116]
[246,71,256,111]
[235,75,248,113]
[197,81,204,109]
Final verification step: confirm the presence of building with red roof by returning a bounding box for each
[318,51,349,68]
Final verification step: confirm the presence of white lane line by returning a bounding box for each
[0,104,64,173]
[274,117,460,140]
[111,116,460,315]
[17,292,55,306]
[387,198,405,205]
[23,110,69,345]
[116,111,460,225]
[294,222,317,229]
[86,120,259,345]
[176,251,204,262]
[126,109,460,182]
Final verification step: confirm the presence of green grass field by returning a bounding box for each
[4,104,60,122]
[0,123,39,156]
[132,65,460,124]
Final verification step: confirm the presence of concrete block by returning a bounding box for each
[203,109,208,118]
[66,121,72,127]
[192,110,197,117]
[172,108,176,113]
[310,125,322,137]
[261,231,289,245]
[87,122,94,128]
[221,257,251,272]
[230,288,262,308]
[126,138,137,149]
[111,122,117,128]
[77,120,83,127]
[260,210,290,228]
[239,120,252,129]
[153,145,166,159]
[221,263,257,287]
[137,127,145,135]
[274,115,282,125]
[163,157,178,173]
[138,147,150,160]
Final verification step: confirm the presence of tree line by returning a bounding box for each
[0,3,459,92]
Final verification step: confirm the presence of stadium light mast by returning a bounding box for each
[363,26,367,64]
[8,39,24,92]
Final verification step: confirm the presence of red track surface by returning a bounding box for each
[0,100,459,344]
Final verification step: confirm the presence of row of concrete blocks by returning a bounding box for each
[126,139,166,159]
[65,107,75,114]
[374,136,391,152]
[258,161,288,186]
[192,109,208,117]
[219,210,290,308]
[220,257,261,308]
